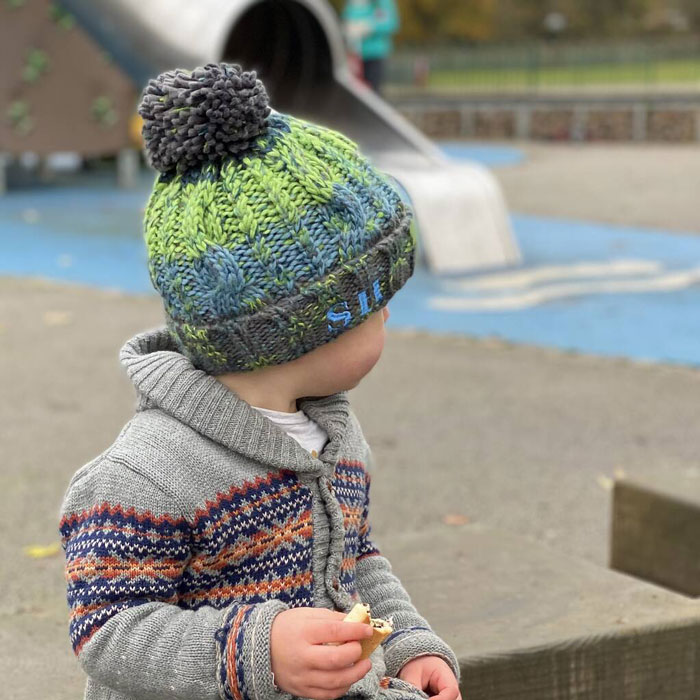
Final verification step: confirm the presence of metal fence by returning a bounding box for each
[386,36,700,94]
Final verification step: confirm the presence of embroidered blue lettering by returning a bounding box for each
[327,302,352,332]
[372,279,383,303]
[358,290,370,316]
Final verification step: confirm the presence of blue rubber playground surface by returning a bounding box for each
[3,144,700,366]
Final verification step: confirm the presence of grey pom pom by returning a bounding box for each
[138,63,270,174]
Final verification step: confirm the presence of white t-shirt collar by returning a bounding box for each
[252,405,329,458]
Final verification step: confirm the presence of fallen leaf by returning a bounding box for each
[14,603,50,618]
[24,542,61,559]
[43,310,73,327]
[442,513,470,526]
[597,475,614,491]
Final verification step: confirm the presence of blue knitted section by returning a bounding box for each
[385,626,434,646]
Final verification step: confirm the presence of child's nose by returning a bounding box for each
[382,307,390,322]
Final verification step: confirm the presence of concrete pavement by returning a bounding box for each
[494,142,700,233]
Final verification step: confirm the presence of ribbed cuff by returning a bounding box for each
[383,629,460,682]
[216,600,290,700]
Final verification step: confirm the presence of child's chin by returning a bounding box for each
[321,380,360,396]
[312,374,365,396]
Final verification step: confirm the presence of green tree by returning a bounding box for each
[330,0,501,44]
[329,0,685,43]
[563,0,652,36]
[492,0,548,40]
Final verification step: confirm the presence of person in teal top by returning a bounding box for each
[342,0,399,94]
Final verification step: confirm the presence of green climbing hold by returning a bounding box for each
[49,3,75,29]
[91,96,118,128]
[7,101,34,136]
[23,49,50,84]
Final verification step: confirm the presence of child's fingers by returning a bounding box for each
[425,668,460,700]
[306,619,373,645]
[296,660,375,700]
[309,641,364,670]
[311,658,372,689]
[430,686,460,700]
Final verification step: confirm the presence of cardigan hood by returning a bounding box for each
[119,326,353,477]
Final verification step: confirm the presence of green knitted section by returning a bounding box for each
[145,114,361,265]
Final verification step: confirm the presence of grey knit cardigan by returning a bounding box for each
[59,327,459,700]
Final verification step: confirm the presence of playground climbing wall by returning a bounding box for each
[0,0,137,157]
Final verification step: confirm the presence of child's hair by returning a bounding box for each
[138,63,414,375]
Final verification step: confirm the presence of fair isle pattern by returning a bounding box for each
[60,448,461,700]
[59,470,314,657]
[143,108,414,374]
[60,503,191,654]
[185,470,314,609]
[60,463,382,657]
[333,459,381,598]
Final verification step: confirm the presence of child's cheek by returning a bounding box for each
[347,333,386,385]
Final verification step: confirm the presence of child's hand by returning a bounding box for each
[398,656,462,700]
[270,607,374,700]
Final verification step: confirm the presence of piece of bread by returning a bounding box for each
[343,603,393,660]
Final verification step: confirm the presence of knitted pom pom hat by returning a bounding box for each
[139,63,414,374]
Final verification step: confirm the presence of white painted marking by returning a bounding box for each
[447,259,662,292]
[430,268,700,312]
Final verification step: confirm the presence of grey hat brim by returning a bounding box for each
[167,209,415,374]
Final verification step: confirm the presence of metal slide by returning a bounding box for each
[61,0,520,273]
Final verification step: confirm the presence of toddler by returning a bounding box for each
[60,63,460,700]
